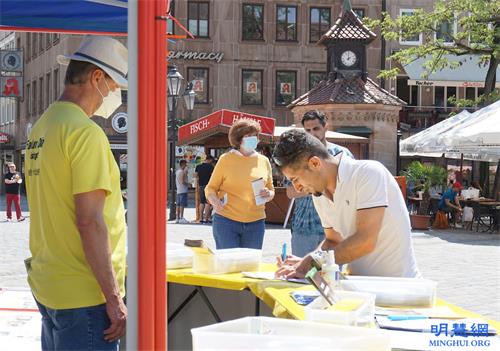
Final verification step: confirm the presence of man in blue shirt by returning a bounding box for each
[438,181,463,227]
[284,110,353,257]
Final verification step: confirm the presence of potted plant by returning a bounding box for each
[402,161,447,230]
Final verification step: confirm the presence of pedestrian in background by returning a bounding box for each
[205,119,274,249]
[4,163,24,222]
[25,36,127,351]
[175,159,189,223]
[284,110,353,257]
[195,155,214,223]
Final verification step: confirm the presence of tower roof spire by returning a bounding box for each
[343,0,352,13]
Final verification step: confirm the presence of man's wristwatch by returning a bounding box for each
[309,250,327,270]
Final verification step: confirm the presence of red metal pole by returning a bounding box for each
[138,0,167,350]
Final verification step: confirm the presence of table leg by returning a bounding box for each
[197,286,222,322]
[255,297,260,316]
[168,287,198,324]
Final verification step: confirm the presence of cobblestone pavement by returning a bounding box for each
[1,200,498,321]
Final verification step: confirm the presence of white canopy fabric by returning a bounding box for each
[443,99,500,162]
[400,100,500,162]
[400,110,471,154]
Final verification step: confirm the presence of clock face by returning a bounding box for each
[341,50,357,67]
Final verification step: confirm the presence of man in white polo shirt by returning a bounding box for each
[273,129,419,278]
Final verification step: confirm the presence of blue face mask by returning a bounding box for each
[241,136,259,152]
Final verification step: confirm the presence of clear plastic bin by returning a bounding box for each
[304,290,375,327]
[193,248,261,274]
[191,316,391,350]
[340,276,437,307]
[167,243,193,269]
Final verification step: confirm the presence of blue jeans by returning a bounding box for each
[35,299,119,351]
[212,213,265,249]
[291,230,325,257]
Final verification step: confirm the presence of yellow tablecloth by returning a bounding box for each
[264,285,500,332]
[167,264,500,332]
[167,263,302,308]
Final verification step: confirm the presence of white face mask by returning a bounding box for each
[95,78,122,119]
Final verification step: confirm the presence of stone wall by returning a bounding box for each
[291,104,401,174]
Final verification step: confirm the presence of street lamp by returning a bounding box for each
[167,66,196,221]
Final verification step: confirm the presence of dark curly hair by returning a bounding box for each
[272,129,330,170]
[301,110,327,127]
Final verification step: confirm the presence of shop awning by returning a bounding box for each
[0,0,127,35]
[335,126,373,138]
[404,54,500,88]
[178,109,275,146]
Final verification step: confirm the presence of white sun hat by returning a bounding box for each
[57,36,128,88]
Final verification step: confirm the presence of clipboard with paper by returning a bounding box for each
[251,177,266,206]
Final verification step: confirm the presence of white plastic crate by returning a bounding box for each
[340,276,437,307]
[167,243,193,269]
[193,248,261,274]
[191,316,391,350]
[304,290,375,327]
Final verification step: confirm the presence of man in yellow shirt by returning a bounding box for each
[25,36,127,350]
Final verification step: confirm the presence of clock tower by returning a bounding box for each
[318,0,376,81]
[287,0,406,173]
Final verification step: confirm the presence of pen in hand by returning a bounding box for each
[281,243,287,262]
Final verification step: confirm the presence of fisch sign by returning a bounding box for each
[178,109,275,144]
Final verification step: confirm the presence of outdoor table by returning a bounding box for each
[264,285,500,350]
[167,263,302,350]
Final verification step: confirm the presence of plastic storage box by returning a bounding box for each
[192,248,261,274]
[167,243,193,269]
[304,290,375,327]
[340,276,437,307]
[191,316,391,350]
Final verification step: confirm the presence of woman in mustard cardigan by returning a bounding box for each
[205,119,275,249]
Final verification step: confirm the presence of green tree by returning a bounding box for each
[365,0,499,105]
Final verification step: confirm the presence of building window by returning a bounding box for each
[434,86,445,108]
[242,4,264,41]
[396,76,409,104]
[46,73,51,107]
[26,83,31,115]
[39,77,44,113]
[39,34,44,53]
[446,87,457,107]
[276,70,296,106]
[32,33,37,58]
[241,69,263,105]
[54,68,60,99]
[410,85,419,106]
[188,2,209,38]
[167,1,175,34]
[26,33,31,62]
[32,80,37,116]
[352,8,365,19]
[187,67,209,104]
[276,5,297,41]
[399,9,422,45]
[45,33,52,48]
[435,18,456,45]
[310,7,330,43]
[465,87,476,101]
[309,71,326,90]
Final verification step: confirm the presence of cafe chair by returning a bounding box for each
[471,202,492,232]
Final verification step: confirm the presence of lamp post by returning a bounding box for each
[167,66,196,221]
